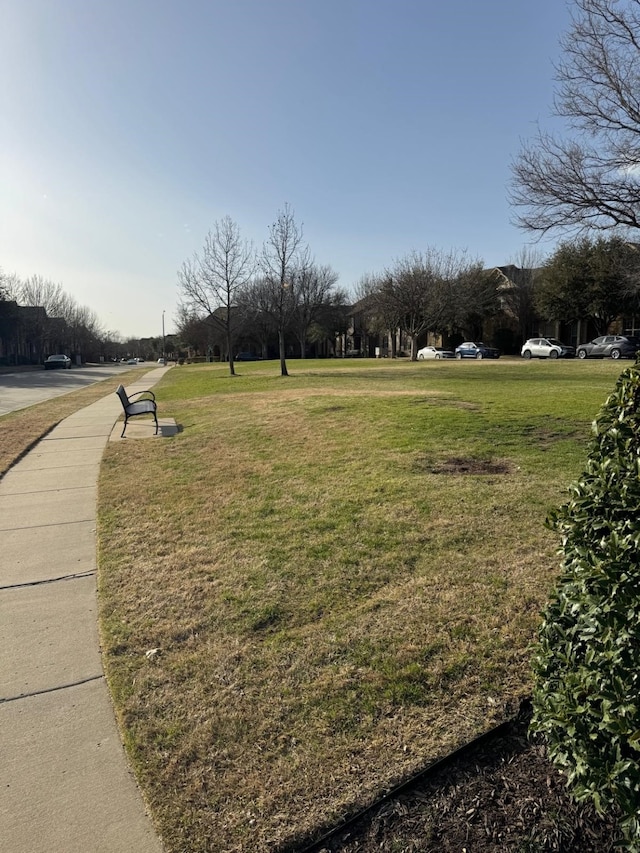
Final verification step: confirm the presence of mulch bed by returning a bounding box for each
[303,702,621,853]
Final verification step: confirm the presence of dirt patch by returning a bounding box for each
[309,703,621,853]
[427,456,514,475]
[519,424,584,449]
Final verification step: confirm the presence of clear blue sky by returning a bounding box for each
[1,0,572,339]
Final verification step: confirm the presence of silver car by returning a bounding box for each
[521,338,575,359]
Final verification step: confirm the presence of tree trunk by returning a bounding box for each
[227,327,235,376]
[279,329,288,376]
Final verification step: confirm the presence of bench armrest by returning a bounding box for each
[128,389,156,402]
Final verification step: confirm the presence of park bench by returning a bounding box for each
[115,384,158,438]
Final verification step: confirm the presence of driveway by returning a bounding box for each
[0,364,131,416]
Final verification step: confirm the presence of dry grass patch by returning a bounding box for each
[97,360,624,853]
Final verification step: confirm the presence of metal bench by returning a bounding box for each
[115,384,158,438]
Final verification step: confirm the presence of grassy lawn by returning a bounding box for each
[96,357,626,853]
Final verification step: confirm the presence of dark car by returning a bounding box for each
[576,335,640,360]
[44,354,72,370]
[455,341,500,360]
[235,352,261,361]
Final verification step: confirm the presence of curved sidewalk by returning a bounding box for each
[0,369,169,853]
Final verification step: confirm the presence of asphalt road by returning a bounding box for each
[0,364,131,416]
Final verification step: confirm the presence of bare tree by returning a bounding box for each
[384,253,439,360]
[235,278,279,358]
[449,261,499,341]
[19,275,68,316]
[18,276,74,356]
[0,271,20,356]
[259,204,306,376]
[175,306,215,357]
[383,250,487,358]
[178,216,254,375]
[67,304,104,357]
[499,247,546,341]
[291,261,339,357]
[308,288,350,356]
[358,273,401,358]
[0,269,20,301]
[511,0,640,236]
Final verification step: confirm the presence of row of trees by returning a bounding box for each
[177,207,640,371]
[177,207,513,369]
[0,271,105,363]
[177,206,347,376]
[4,234,638,372]
[0,270,161,364]
[350,237,640,359]
[354,250,500,360]
[537,235,640,336]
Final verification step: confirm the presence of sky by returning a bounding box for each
[1,0,574,339]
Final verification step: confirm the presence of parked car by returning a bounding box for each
[455,342,500,360]
[521,337,575,359]
[576,335,640,360]
[235,352,261,361]
[417,346,455,360]
[157,357,166,365]
[44,354,72,370]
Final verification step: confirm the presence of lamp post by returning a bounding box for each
[162,310,165,360]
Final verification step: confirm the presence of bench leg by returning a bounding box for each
[121,417,128,438]
[154,411,159,435]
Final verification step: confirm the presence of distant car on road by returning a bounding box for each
[521,337,575,359]
[417,346,455,360]
[576,335,640,360]
[235,352,261,361]
[455,342,500,360]
[157,357,166,365]
[44,354,72,370]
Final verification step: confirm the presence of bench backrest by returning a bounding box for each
[115,384,129,409]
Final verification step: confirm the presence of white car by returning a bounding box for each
[521,337,575,359]
[417,346,455,360]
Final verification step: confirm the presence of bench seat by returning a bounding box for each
[115,384,158,438]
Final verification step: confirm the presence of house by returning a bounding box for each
[0,303,51,365]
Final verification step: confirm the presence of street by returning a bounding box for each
[0,364,130,416]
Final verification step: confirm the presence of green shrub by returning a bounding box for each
[531,359,640,849]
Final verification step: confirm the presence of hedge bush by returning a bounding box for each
[531,358,640,849]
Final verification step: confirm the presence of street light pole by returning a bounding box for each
[162,310,165,360]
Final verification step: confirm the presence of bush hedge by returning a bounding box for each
[531,358,640,849]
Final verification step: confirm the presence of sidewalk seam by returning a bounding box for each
[0,570,96,591]
[1,674,104,704]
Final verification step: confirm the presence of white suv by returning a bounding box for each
[521,337,575,359]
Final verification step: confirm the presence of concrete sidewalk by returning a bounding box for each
[0,369,170,853]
